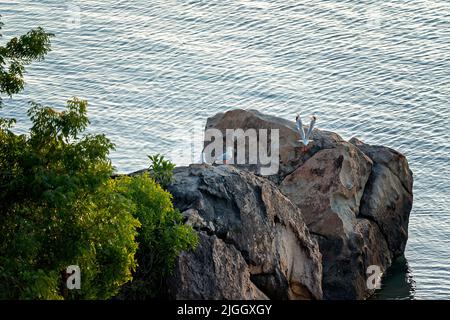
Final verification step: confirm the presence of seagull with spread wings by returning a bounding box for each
[296,113,317,152]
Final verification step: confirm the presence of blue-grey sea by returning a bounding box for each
[0,0,448,299]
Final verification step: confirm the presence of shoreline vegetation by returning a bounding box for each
[0,19,197,300]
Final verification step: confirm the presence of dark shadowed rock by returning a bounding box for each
[165,164,323,300]
[166,231,268,300]
[350,138,413,257]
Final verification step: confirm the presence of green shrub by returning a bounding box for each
[0,99,198,300]
[0,16,53,105]
[116,173,198,299]
[0,17,198,300]
[0,99,140,299]
[148,154,176,188]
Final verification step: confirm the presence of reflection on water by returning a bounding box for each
[372,256,416,300]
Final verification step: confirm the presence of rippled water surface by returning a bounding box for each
[1,0,449,299]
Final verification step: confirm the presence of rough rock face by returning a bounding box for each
[166,164,323,300]
[205,109,413,299]
[205,109,344,183]
[167,231,267,300]
[279,144,393,299]
[349,138,413,257]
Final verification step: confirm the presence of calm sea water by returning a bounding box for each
[1,0,449,299]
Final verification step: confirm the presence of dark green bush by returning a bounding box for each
[0,15,53,105]
[0,99,140,299]
[0,99,199,300]
[148,154,176,188]
[116,173,198,299]
[0,17,198,300]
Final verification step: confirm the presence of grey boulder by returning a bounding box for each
[165,164,323,300]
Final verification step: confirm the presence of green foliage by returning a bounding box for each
[0,16,53,105]
[148,153,176,188]
[0,99,198,300]
[117,173,198,299]
[0,17,198,300]
[0,99,140,299]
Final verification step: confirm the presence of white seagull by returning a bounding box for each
[295,113,317,152]
[214,146,233,164]
[200,150,207,164]
[201,146,233,164]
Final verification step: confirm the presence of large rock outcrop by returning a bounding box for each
[165,164,323,300]
[204,109,413,299]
